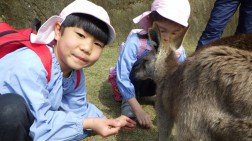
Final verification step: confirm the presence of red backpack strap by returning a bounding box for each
[0,22,52,82]
[75,70,81,89]
[20,41,52,81]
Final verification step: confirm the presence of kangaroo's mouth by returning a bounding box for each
[134,64,144,79]
[134,64,154,80]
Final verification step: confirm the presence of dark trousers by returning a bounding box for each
[197,0,252,49]
[129,54,156,98]
[0,94,34,141]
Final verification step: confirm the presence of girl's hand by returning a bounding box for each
[128,98,152,128]
[115,115,136,130]
[135,109,152,128]
[84,118,122,137]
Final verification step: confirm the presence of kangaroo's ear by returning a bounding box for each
[173,25,190,49]
[148,22,161,52]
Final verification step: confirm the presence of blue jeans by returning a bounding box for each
[197,0,252,49]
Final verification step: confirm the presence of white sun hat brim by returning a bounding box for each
[133,0,190,30]
[30,0,116,45]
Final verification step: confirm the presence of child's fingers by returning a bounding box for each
[137,117,152,128]
[107,118,121,127]
[100,126,120,137]
[121,115,136,124]
[108,126,121,135]
[117,115,137,127]
[122,126,135,131]
[124,121,136,128]
[127,118,137,125]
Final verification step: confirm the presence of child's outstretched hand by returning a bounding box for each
[115,115,136,130]
[83,117,135,137]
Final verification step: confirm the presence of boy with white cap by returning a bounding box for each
[116,0,190,128]
[0,0,136,140]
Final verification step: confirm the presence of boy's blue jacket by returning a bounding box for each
[0,46,104,141]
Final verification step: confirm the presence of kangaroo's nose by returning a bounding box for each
[161,33,171,42]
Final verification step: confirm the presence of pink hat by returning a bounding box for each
[30,0,116,44]
[133,0,190,30]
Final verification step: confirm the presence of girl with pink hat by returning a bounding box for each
[0,0,136,140]
[116,0,190,128]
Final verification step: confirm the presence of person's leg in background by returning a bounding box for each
[196,0,240,50]
[235,0,252,34]
[0,94,34,141]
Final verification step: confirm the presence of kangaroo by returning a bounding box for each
[134,23,252,141]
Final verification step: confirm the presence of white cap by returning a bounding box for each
[133,0,190,30]
[30,0,116,44]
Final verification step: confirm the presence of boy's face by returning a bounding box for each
[154,20,184,42]
[54,23,105,76]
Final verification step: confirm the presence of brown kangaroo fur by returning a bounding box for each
[202,33,252,51]
[135,23,252,141]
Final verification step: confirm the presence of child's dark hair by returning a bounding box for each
[149,11,167,22]
[60,13,109,45]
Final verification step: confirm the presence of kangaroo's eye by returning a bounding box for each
[171,32,176,35]
[160,30,166,33]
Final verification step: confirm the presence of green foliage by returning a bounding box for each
[1,0,239,50]
[87,1,152,51]
[0,15,6,22]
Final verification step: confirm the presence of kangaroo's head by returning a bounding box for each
[134,22,189,81]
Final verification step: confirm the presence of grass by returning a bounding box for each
[82,41,195,141]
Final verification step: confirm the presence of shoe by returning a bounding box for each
[121,100,136,118]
